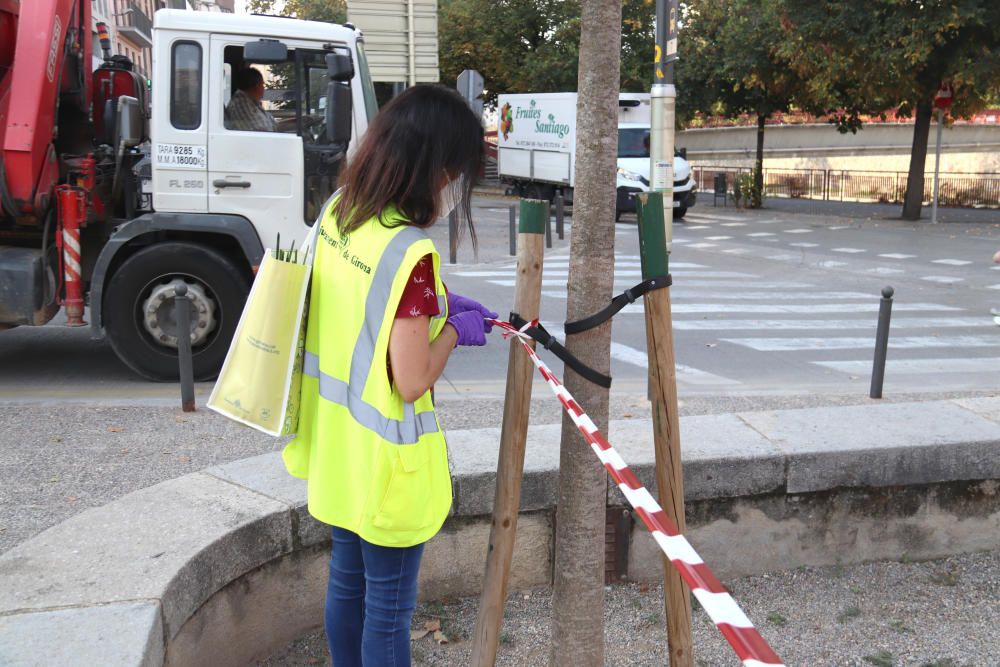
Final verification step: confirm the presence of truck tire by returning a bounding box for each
[104,242,250,381]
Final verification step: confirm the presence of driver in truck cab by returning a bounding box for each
[225,67,277,132]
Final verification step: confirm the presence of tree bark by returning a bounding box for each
[754,111,765,204]
[549,0,621,665]
[902,99,933,220]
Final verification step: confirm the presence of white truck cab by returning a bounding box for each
[151,9,377,247]
[614,124,696,221]
[88,10,375,380]
[612,93,695,220]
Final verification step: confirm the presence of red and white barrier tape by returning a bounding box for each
[488,318,785,667]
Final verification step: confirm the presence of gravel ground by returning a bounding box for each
[259,550,1000,667]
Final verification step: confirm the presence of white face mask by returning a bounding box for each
[438,177,464,218]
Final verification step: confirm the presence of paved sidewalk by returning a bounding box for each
[3,389,995,555]
[711,195,1000,225]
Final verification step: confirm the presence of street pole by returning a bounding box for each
[931,108,943,224]
[651,0,678,252]
[650,3,693,666]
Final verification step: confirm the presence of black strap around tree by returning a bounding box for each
[564,274,672,335]
[508,313,613,389]
[507,275,672,389]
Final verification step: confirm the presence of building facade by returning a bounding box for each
[90,0,117,71]
[110,0,157,79]
[92,0,229,78]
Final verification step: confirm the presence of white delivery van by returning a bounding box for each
[496,92,696,219]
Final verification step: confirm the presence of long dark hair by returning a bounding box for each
[333,85,483,248]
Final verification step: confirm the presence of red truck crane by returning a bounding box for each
[1,1,364,380]
[1,0,146,333]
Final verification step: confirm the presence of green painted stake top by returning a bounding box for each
[636,192,669,278]
[519,199,548,235]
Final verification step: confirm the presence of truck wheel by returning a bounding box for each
[615,207,622,222]
[675,206,687,219]
[104,242,250,381]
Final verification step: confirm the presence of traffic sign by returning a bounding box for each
[934,83,953,110]
[458,69,484,99]
[457,69,484,119]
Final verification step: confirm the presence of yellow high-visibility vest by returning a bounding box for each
[283,203,452,548]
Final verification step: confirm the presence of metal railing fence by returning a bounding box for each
[693,166,1000,208]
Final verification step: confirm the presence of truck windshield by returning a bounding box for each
[618,128,650,158]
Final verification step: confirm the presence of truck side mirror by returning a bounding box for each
[326,52,354,82]
[325,52,354,146]
[243,39,288,64]
[326,81,352,146]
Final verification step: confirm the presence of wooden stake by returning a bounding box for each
[637,192,693,666]
[471,199,548,665]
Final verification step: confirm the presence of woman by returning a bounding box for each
[282,85,496,666]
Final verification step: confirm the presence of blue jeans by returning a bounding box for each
[325,527,425,667]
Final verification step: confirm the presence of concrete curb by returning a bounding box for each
[1,398,999,665]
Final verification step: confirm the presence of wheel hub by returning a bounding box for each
[141,278,217,349]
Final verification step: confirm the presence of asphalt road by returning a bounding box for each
[2,197,999,554]
[433,197,1000,398]
[1,197,998,403]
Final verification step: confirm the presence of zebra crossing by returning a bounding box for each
[447,252,999,391]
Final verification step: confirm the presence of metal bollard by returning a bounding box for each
[509,204,517,256]
[448,209,459,264]
[869,286,894,399]
[174,283,196,412]
[555,189,565,240]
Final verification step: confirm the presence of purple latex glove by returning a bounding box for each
[447,292,498,333]
[446,310,489,347]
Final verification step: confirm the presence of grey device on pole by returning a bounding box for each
[457,69,485,120]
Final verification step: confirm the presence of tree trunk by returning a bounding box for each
[754,112,765,204]
[549,0,621,665]
[902,99,933,220]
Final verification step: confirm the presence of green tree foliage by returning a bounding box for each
[676,0,807,205]
[620,0,656,92]
[439,0,655,105]
[778,0,1000,218]
[242,0,347,112]
[246,0,346,23]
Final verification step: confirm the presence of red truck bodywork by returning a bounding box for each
[1,0,92,221]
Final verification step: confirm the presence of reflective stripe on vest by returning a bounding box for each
[346,226,445,392]
[303,351,439,445]
[300,224,445,445]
